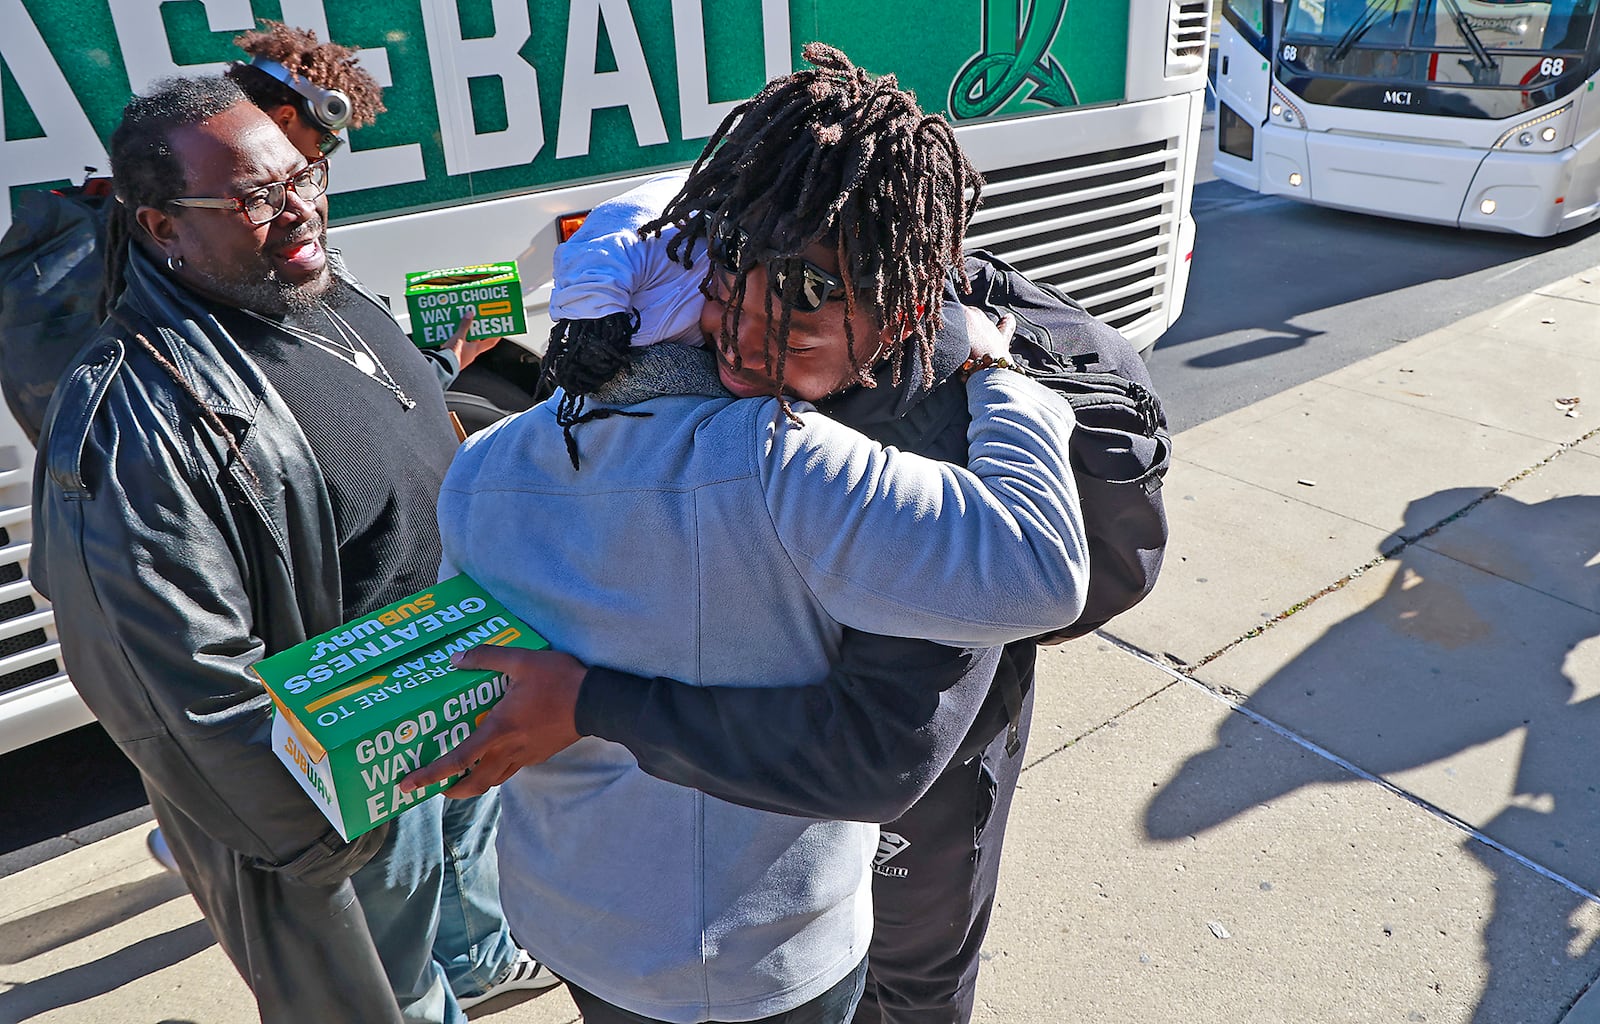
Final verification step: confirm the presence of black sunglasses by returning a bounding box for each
[708,223,847,314]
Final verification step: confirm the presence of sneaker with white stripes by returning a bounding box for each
[457,949,561,1011]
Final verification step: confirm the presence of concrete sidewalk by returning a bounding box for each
[6,268,1600,1023]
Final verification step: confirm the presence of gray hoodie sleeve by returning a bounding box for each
[759,367,1089,644]
[424,345,461,389]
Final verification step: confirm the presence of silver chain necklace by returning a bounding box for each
[240,302,417,410]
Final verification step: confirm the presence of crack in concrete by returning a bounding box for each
[1183,422,1600,674]
[1020,433,1600,927]
[1019,674,1179,774]
[1119,641,1600,912]
[1556,968,1600,1023]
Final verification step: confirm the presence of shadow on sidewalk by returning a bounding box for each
[0,870,189,963]
[0,919,212,1022]
[1145,486,1600,1022]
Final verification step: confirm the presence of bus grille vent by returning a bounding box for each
[0,462,62,697]
[966,139,1179,336]
[1167,0,1212,77]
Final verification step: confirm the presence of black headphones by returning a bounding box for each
[246,56,352,133]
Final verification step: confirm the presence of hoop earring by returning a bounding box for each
[167,254,185,273]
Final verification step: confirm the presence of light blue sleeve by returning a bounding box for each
[548,171,705,347]
[757,369,1090,645]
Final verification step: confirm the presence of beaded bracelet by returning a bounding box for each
[958,353,1016,380]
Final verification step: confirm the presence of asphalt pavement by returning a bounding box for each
[6,265,1600,1023]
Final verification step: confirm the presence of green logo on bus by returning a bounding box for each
[949,0,1076,120]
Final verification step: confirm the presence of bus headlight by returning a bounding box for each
[1493,102,1572,149]
[1470,186,1539,223]
[1269,87,1306,130]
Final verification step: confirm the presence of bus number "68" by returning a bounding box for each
[1541,57,1567,77]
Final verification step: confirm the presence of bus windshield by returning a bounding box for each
[1285,0,1597,54]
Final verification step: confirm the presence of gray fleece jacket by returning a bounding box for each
[437,341,1086,1022]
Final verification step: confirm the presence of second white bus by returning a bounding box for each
[1214,0,1600,236]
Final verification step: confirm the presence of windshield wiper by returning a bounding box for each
[1330,1,1396,62]
[1439,0,1499,71]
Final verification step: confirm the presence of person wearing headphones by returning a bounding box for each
[225,21,382,158]
[0,22,503,445]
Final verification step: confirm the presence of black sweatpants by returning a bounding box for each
[851,685,1034,1024]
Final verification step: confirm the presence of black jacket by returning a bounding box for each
[32,245,405,1020]
[575,280,1042,823]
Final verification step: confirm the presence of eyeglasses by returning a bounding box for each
[168,157,330,226]
[708,222,847,314]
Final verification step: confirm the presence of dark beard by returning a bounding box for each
[191,226,334,317]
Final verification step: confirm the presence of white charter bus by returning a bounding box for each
[0,0,1210,754]
[1214,0,1600,235]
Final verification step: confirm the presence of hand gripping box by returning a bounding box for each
[404,261,527,348]
[251,574,549,840]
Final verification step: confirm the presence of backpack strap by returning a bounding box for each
[960,248,1171,643]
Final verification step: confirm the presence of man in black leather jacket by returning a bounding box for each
[31,76,541,1023]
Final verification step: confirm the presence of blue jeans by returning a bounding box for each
[566,957,869,1024]
[351,792,519,1024]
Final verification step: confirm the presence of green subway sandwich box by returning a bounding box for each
[252,574,549,841]
[403,261,527,348]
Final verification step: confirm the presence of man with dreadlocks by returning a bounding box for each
[93,18,492,884]
[30,76,554,1023]
[401,43,1091,1024]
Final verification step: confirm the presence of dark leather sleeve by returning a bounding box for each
[34,357,377,882]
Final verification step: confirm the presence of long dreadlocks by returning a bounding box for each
[545,43,981,425]
[645,41,982,404]
[97,76,259,480]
